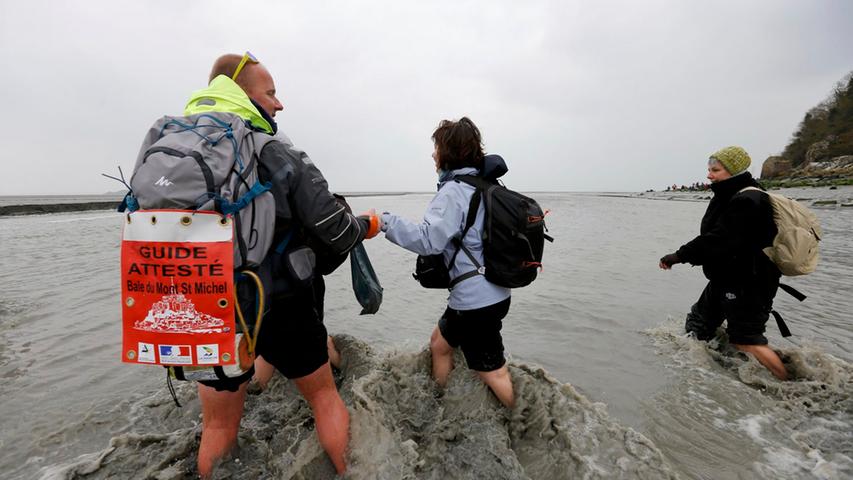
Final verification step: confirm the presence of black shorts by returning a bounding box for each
[438,298,511,372]
[254,278,329,379]
[685,276,779,345]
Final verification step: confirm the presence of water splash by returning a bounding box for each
[644,318,853,479]
[41,335,677,479]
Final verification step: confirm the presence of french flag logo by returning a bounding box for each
[159,344,192,364]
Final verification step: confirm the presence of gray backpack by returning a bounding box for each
[127,111,276,269]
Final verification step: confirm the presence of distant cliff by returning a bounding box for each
[761,71,853,184]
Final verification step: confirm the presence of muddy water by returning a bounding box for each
[0,188,850,479]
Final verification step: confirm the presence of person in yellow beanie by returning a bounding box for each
[658,146,788,380]
[709,145,752,176]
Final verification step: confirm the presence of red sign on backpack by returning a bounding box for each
[120,210,236,366]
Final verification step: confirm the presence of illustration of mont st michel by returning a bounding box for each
[134,291,226,334]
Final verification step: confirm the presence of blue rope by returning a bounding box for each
[189,179,271,214]
[192,115,243,171]
[275,229,294,254]
[219,181,272,215]
[140,114,263,215]
[125,194,139,212]
[102,167,139,213]
[118,193,139,213]
[159,114,244,171]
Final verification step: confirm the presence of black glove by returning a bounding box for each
[659,253,680,268]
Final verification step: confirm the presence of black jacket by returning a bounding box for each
[258,138,368,261]
[676,172,779,282]
[248,101,366,273]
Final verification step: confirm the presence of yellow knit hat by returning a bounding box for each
[709,146,751,175]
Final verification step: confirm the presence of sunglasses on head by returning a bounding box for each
[231,51,259,81]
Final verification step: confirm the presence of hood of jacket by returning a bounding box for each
[481,154,508,181]
[436,154,508,187]
[184,75,275,134]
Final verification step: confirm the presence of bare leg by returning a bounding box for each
[327,336,341,369]
[252,355,276,390]
[477,365,515,408]
[733,343,788,380]
[292,362,349,474]
[430,327,454,387]
[197,382,247,479]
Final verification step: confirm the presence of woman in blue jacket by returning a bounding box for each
[380,117,514,408]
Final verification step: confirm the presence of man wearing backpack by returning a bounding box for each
[659,146,787,380]
[189,53,381,477]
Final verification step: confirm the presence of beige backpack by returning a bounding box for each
[739,187,822,275]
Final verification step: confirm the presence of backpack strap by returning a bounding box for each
[455,174,491,191]
[219,180,272,215]
[779,282,807,301]
[769,284,805,338]
[166,368,182,408]
[738,186,763,194]
[770,310,792,337]
[274,229,295,254]
[447,181,484,288]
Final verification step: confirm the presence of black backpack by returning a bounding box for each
[413,170,553,289]
[458,175,552,287]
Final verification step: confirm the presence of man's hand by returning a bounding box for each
[358,209,381,239]
[659,253,680,270]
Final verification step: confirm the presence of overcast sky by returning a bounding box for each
[1,1,851,195]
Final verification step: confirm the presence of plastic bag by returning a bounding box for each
[350,243,383,314]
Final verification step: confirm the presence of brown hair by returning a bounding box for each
[431,117,485,171]
[208,54,253,88]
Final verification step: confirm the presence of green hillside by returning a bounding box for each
[782,71,853,167]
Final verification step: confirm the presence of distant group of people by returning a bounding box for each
[664,181,710,192]
[139,53,790,477]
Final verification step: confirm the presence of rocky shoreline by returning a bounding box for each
[762,155,853,188]
[625,185,853,209]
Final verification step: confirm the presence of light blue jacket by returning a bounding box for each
[381,167,511,310]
